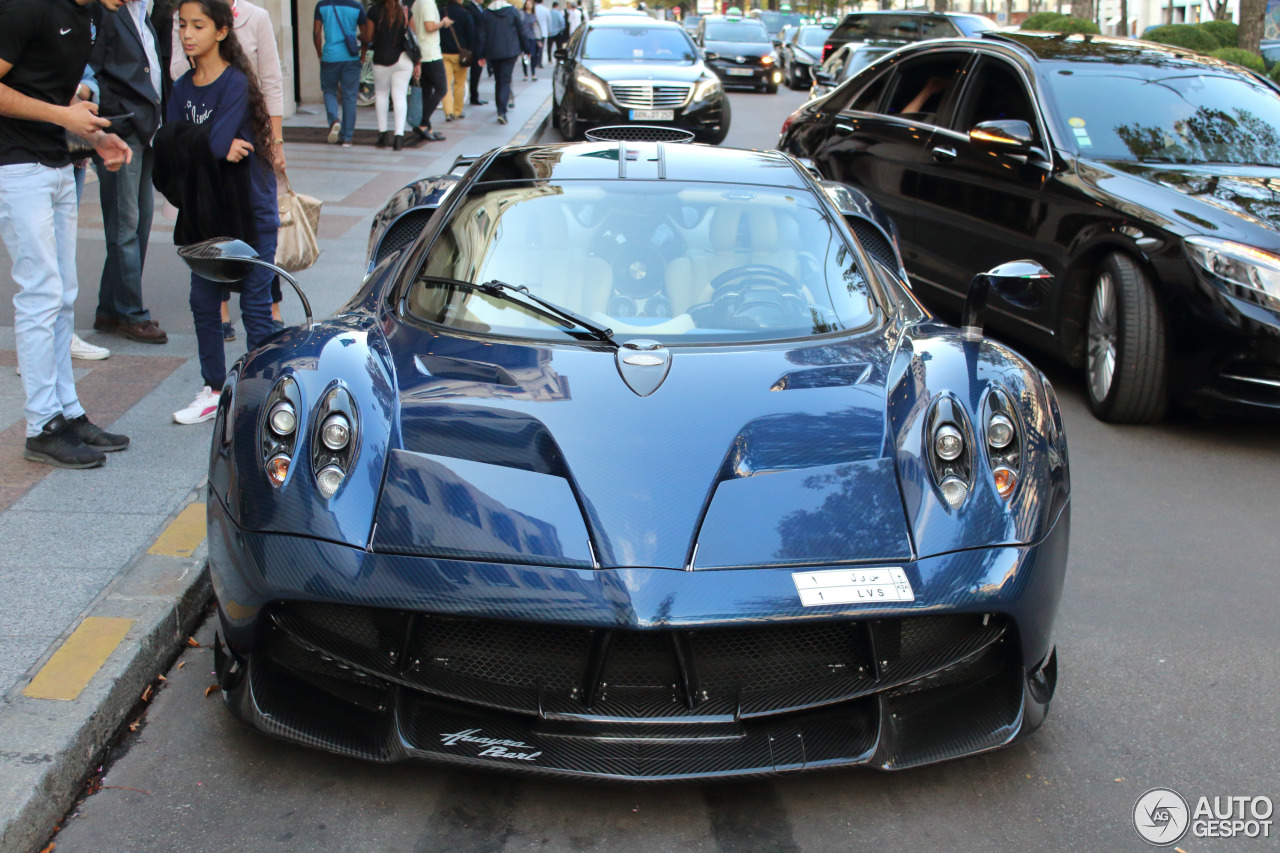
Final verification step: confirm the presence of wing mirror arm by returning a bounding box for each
[961,259,1051,340]
[177,238,314,329]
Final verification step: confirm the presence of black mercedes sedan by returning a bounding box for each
[553,16,729,143]
[820,11,997,63]
[780,23,834,90]
[780,32,1280,422]
[695,14,782,93]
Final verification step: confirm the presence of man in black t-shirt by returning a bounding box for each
[0,0,134,469]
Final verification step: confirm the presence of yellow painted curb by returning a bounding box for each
[147,502,206,558]
[23,617,135,701]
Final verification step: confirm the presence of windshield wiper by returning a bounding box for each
[475,279,616,345]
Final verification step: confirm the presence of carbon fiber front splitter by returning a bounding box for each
[216,635,1054,782]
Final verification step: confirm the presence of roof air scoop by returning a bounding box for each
[615,339,672,397]
[584,126,696,143]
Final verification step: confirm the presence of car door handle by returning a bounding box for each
[931,146,957,162]
[835,122,854,134]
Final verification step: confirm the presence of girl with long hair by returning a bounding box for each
[168,0,280,424]
[366,0,419,149]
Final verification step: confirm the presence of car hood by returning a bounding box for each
[704,41,775,59]
[371,329,911,571]
[1080,159,1280,250]
[582,59,706,83]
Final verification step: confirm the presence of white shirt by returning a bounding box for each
[412,0,444,63]
[534,3,551,38]
[566,7,582,31]
[129,0,163,100]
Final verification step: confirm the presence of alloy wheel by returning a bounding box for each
[1087,271,1118,403]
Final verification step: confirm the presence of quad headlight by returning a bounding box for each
[268,401,296,436]
[311,385,359,501]
[934,424,964,461]
[574,67,610,101]
[320,413,351,450]
[692,75,722,103]
[1186,236,1280,307]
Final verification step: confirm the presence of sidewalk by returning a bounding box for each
[0,78,552,853]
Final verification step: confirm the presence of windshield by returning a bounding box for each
[755,11,803,35]
[583,26,697,60]
[952,15,996,36]
[1044,65,1280,165]
[706,21,770,43]
[406,182,878,344]
[796,26,830,47]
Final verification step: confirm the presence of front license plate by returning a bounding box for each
[726,68,755,76]
[631,109,674,121]
[792,567,915,606]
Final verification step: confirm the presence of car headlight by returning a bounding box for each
[574,67,609,101]
[761,54,775,65]
[691,75,722,102]
[1186,236,1280,307]
[311,385,359,501]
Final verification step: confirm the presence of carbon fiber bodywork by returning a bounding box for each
[206,142,1072,779]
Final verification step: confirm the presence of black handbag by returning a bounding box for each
[403,18,423,63]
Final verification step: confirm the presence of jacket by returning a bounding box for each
[169,0,284,117]
[88,5,164,143]
[442,0,476,54]
[152,120,259,249]
[482,2,532,61]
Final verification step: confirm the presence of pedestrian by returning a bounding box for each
[466,0,489,106]
[520,0,540,81]
[169,0,286,338]
[162,0,279,425]
[533,0,551,68]
[151,0,177,106]
[440,0,475,121]
[366,0,418,150]
[566,1,582,34]
[0,0,133,468]
[90,0,170,345]
[545,0,564,62]
[482,0,532,125]
[314,0,367,148]
[410,0,452,141]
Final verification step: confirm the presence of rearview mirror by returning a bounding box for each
[178,238,314,328]
[554,48,568,61]
[961,260,1050,339]
[969,119,1036,152]
[703,51,718,62]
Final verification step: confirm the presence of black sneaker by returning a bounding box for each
[68,415,130,452]
[24,414,106,469]
[222,322,236,342]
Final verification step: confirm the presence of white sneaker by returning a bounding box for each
[327,121,341,144]
[173,386,220,425]
[70,334,110,360]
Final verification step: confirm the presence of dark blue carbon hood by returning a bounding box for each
[371,323,911,570]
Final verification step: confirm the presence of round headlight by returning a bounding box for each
[266,454,291,487]
[939,475,968,509]
[988,413,1015,449]
[934,424,963,461]
[268,402,296,436]
[316,464,345,499]
[320,414,351,451]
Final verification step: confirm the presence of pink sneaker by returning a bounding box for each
[173,386,220,425]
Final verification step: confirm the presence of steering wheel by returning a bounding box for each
[709,264,806,298]
[691,264,811,330]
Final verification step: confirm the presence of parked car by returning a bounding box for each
[808,39,906,99]
[695,13,782,93]
[780,32,1280,421]
[553,15,729,143]
[821,10,998,62]
[780,23,835,89]
[682,13,702,34]
[751,7,804,40]
[190,133,1071,781]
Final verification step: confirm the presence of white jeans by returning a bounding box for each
[0,163,87,436]
[374,52,414,135]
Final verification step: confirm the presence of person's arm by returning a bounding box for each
[248,9,286,170]
[203,72,251,160]
[313,11,325,60]
[78,65,99,105]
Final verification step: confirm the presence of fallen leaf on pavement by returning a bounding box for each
[204,685,219,697]
[187,637,202,648]
[140,685,153,702]
[177,661,186,670]
[38,843,55,853]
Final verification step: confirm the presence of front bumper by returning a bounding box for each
[708,62,780,87]
[570,92,725,138]
[208,494,1069,780]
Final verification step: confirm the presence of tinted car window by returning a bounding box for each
[1043,64,1280,165]
[705,21,771,43]
[848,71,889,112]
[408,182,877,344]
[833,14,961,43]
[951,14,997,36]
[796,26,830,47]
[583,27,697,61]
[955,58,1038,131]
[885,53,968,123]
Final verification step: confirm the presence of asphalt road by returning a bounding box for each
[48,87,1280,853]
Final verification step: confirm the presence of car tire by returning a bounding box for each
[557,96,579,141]
[765,81,779,94]
[701,97,731,145]
[788,67,804,89]
[1085,252,1169,423]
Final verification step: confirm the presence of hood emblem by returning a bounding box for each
[616,339,671,397]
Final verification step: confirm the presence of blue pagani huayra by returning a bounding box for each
[189,130,1070,781]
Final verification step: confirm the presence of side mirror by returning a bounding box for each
[811,69,836,87]
[969,119,1036,152]
[703,50,718,62]
[554,48,568,61]
[178,238,314,328]
[960,259,1050,339]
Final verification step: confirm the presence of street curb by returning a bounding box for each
[0,489,212,853]
[511,94,554,146]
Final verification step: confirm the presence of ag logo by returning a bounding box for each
[1134,788,1190,846]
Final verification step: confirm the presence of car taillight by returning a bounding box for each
[781,111,796,135]
[822,42,834,61]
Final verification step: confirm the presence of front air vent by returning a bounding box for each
[374,209,433,265]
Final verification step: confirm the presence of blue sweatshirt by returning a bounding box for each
[168,66,279,229]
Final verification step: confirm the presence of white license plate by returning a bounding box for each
[792,567,915,606]
[726,68,755,76]
[631,109,674,121]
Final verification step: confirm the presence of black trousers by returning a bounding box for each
[469,60,485,103]
[418,59,447,128]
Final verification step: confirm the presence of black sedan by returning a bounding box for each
[780,33,1280,422]
[780,23,834,90]
[553,16,729,143]
[820,10,997,63]
[695,15,781,94]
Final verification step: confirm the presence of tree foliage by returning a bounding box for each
[1210,46,1266,71]
[1144,24,1222,52]
[1199,19,1239,47]
[1021,11,1067,28]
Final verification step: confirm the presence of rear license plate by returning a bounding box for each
[631,109,674,121]
[726,68,755,76]
[792,567,915,606]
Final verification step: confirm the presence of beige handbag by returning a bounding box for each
[275,171,322,272]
